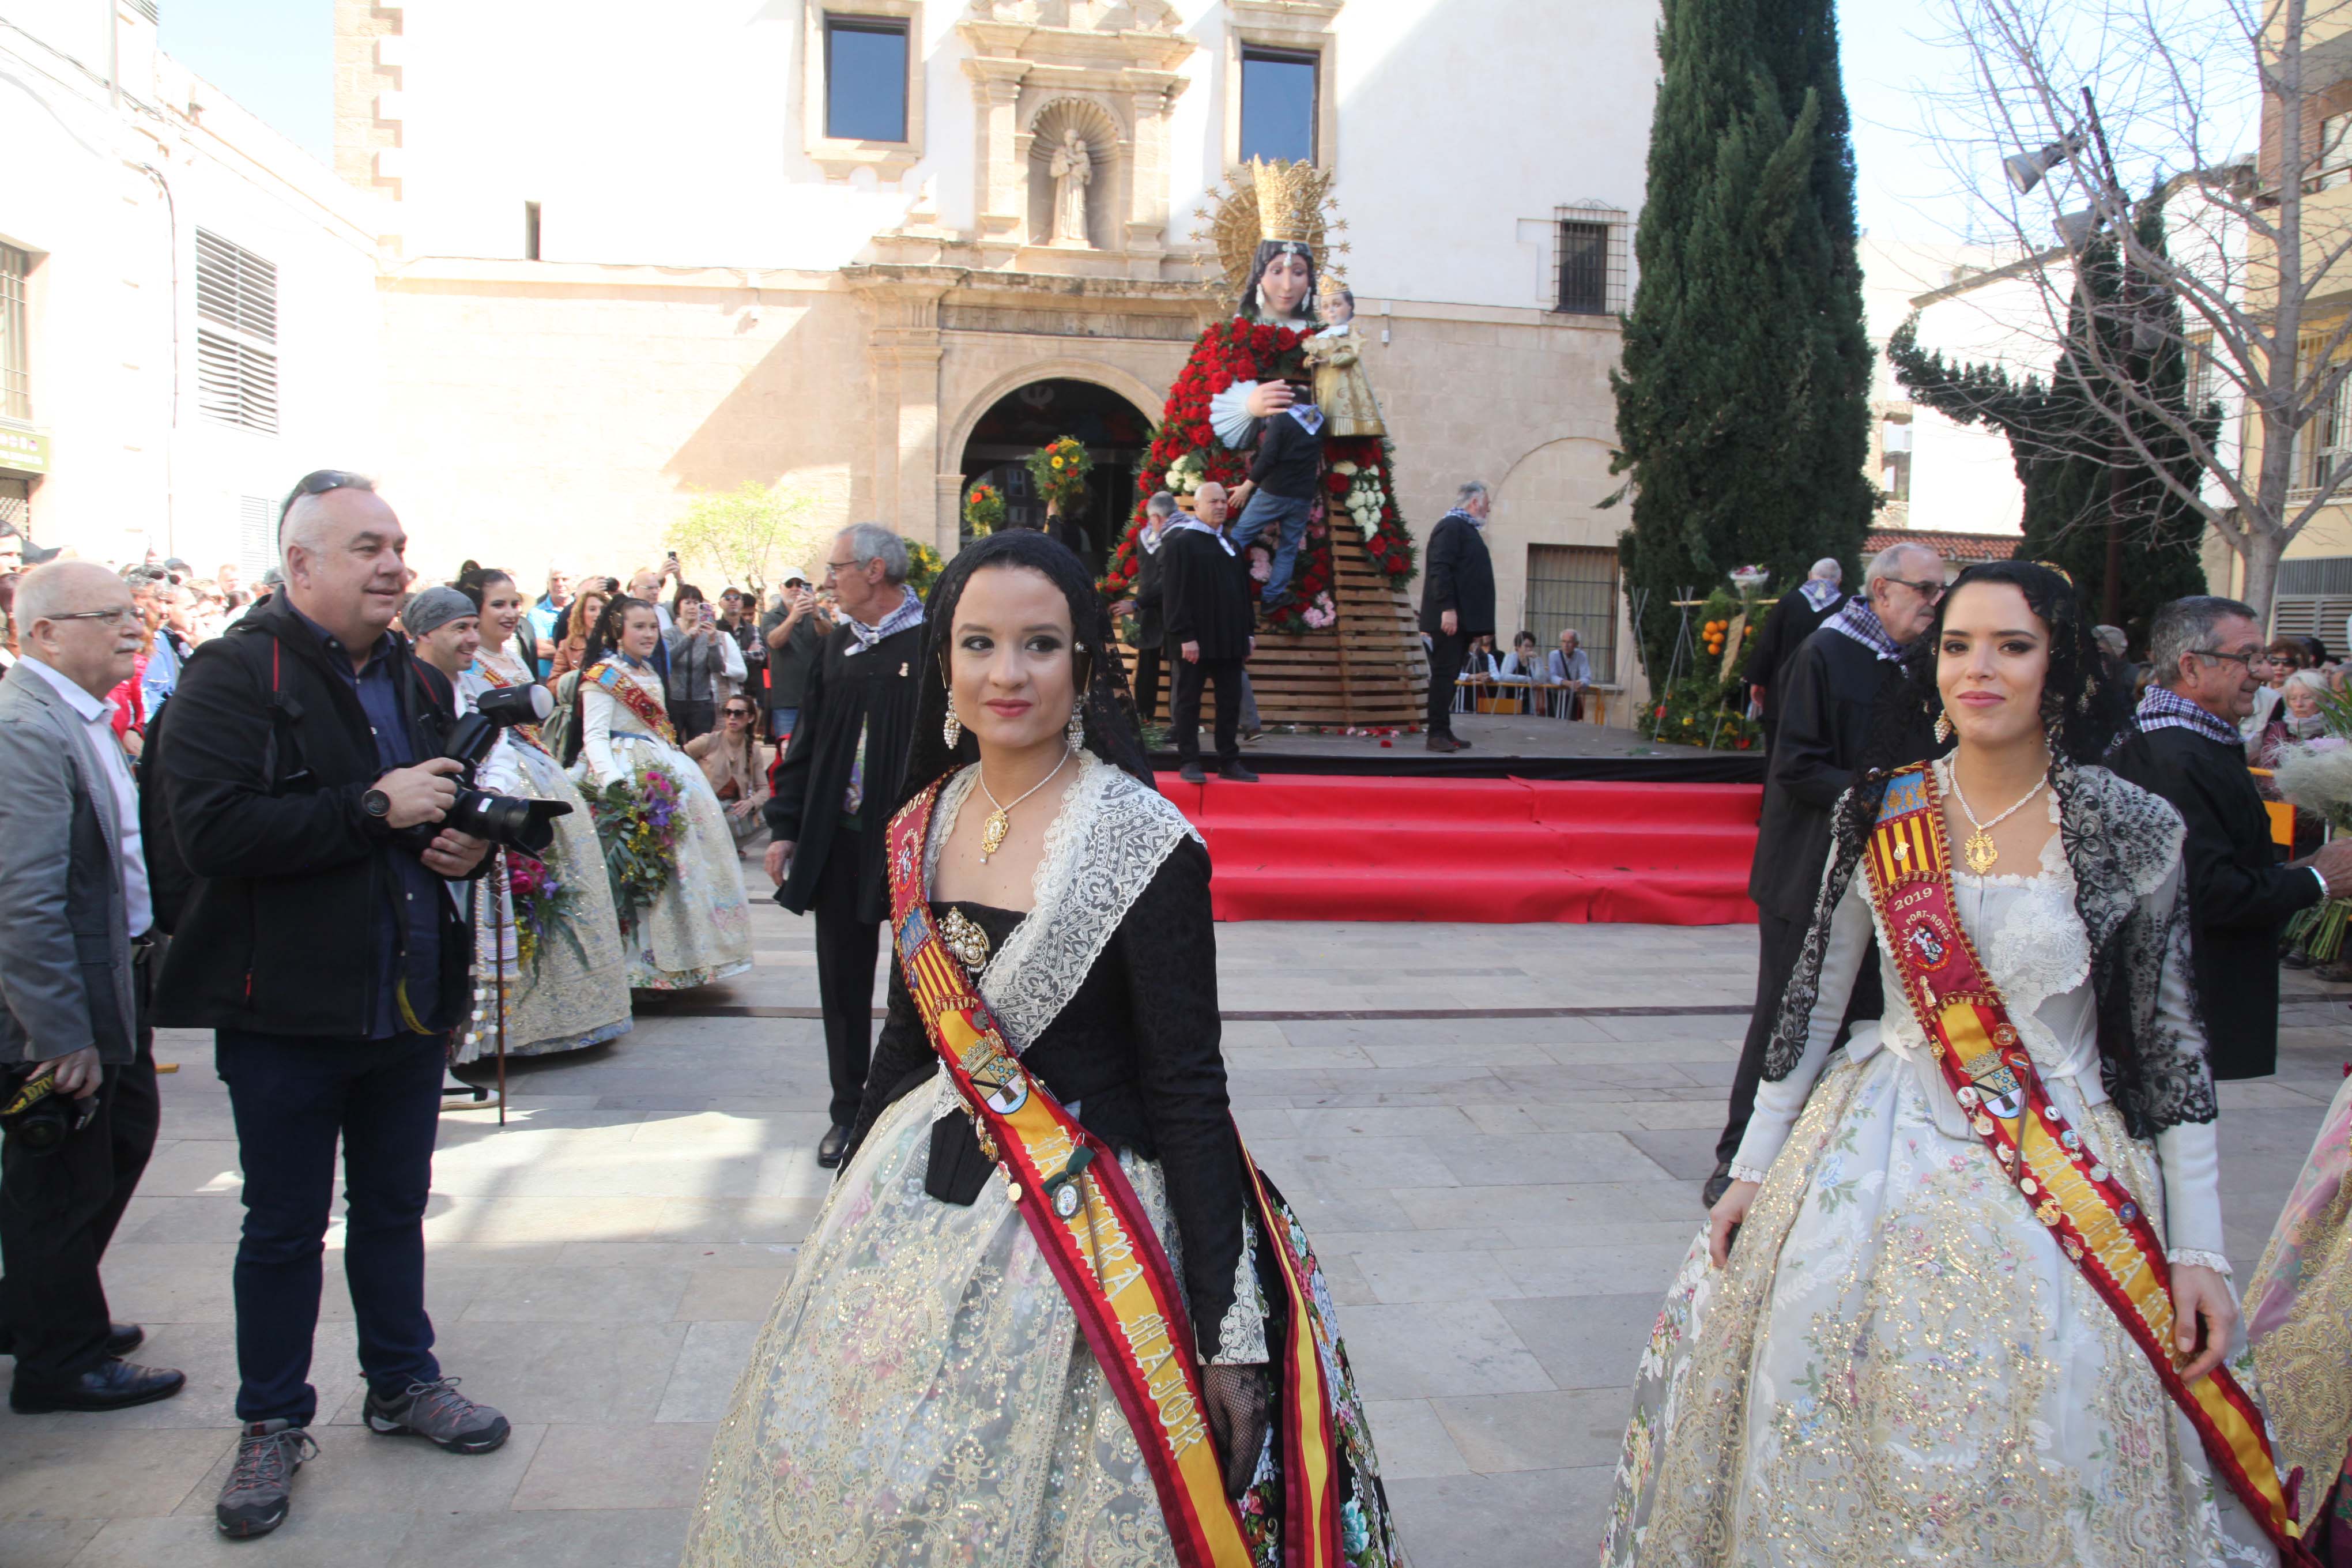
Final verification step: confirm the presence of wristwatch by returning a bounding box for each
[362,787,393,820]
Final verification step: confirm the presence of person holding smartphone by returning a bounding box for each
[759,570,827,748]
[662,585,744,747]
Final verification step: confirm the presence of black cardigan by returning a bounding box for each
[1249,409,1324,500]
[764,619,925,924]
[1417,511,1496,638]
[2109,723,2320,1079]
[1743,587,1845,741]
[843,838,1249,1360]
[1131,534,1167,651]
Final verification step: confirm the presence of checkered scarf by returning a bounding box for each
[1825,596,1902,661]
[2134,684,2241,745]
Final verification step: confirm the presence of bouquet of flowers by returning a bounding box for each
[1027,436,1091,517]
[905,540,945,597]
[503,851,590,978]
[583,763,686,935]
[2272,723,2352,959]
[962,481,1005,536]
[1164,450,1207,496]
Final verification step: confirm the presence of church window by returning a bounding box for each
[826,16,911,143]
[1240,48,1317,164]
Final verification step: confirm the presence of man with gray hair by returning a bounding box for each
[1705,541,1946,1207]
[764,522,926,1167]
[1418,481,1497,751]
[0,561,184,1417]
[1743,556,1848,754]
[2111,595,2352,1078]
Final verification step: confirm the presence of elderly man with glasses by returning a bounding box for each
[2112,596,2352,1079]
[1703,542,1947,1207]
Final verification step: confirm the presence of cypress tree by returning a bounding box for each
[1889,193,2208,646]
[1614,0,1876,682]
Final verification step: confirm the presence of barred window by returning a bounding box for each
[1553,206,1627,316]
[1,244,29,423]
[195,229,278,434]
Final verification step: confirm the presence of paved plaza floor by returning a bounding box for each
[1,894,2343,1567]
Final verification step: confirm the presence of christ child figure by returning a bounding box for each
[1302,286,1386,438]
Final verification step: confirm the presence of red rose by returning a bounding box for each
[1324,470,1349,496]
[1252,324,1275,352]
[1209,372,1233,394]
[1277,327,1299,350]
[1386,556,1407,575]
[1367,534,1388,556]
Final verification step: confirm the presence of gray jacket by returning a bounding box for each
[0,665,141,1065]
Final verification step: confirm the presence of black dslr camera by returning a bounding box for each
[397,685,572,858]
[1,1066,97,1155]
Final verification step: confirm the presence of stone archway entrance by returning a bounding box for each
[957,378,1154,576]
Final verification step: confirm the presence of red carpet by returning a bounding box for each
[1155,772,1761,925]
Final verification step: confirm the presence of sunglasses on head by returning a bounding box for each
[278,470,372,523]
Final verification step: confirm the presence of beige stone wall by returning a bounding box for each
[372,262,1641,719]
[333,0,402,202]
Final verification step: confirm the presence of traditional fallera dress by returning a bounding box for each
[2244,1071,2352,1560]
[1604,757,2301,1568]
[455,647,632,1061]
[683,753,1407,1568]
[574,654,753,991]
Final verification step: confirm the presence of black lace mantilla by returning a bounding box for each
[1762,758,2220,1139]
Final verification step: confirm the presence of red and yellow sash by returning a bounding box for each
[1863,763,2314,1562]
[587,659,676,747]
[885,777,1343,1568]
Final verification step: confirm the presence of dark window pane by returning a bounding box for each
[1558,221,1607,314]
[1241,49,1316,164]
[826,19,908,142]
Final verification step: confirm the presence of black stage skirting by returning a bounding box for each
[1141,749,1767,784]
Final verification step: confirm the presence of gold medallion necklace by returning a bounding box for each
[1947,763,2048,876]
[975,748,1072,864]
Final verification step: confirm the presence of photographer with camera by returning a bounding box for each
[0,561,185,1417]
[151,474,511,1540]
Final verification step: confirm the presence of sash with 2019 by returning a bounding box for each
[1862,762,2315,1564]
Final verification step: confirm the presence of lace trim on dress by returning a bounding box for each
[2169,1247,2233,1276]
[1728,1162,1770,1185]
[924,755,1203,1120]
[1212,1211,1271,1365]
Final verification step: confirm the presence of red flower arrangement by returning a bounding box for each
[1100,318,1419,635]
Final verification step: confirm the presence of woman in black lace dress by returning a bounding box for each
[683,530,1405,1568]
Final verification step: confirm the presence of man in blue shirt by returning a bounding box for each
[523,566,571,680]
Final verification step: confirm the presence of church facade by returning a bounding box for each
[340,0,1653,693]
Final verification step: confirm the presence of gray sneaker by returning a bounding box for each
[215,1419,318,1539]
[363,1375,510,1454]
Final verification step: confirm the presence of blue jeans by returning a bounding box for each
[1234,489,1314,604]
[216,1029,445,1425]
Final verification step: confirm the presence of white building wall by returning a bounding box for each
[1858,236,2027,536]
[0,7,385,569]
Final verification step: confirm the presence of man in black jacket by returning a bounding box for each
[1744,557,1846,753]
[2110,596,2352,1079]
[1114,491,1175,724]
[1418,481,1497,752]
[1703,542,1945,1206]
[153,473,510,1540]
[764,524,925,1168]
[1228,384,1324,612]
[1162,493,1258,785]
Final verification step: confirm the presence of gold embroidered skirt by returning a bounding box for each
[683,1085,1196,1567]
[1600,1050,2280,1568]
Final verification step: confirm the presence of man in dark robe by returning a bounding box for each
[1744,557,1847,753]
[1161,487,1258,785]
[2109,595,2352,1080]
[764,525,926,1167]
[1704,544,1946,1207]
[1419,481,1497,753]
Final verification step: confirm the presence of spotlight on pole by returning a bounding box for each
[2004,131,2084,196]
[2055,209,2101,250]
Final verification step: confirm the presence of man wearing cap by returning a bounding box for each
[760,568,827,747]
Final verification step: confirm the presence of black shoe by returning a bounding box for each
[1426,733,1461,753]
[1448,734,1473,749]
[9,1356,186,1414]
[1700,1160,1735,1211]
[817,1124,850,1169]
[1178,762,1207,785]
[105,1323,143,1358]
[216,1419,317,1539]
[1218,760,1260,782]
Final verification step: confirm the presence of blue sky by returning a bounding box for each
[158,0,1974,243]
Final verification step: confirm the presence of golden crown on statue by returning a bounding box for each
[1195,157,1349,306]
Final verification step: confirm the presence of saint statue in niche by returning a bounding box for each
[1049,129,1092,247]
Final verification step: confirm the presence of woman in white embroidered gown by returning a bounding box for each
[449,568,632,1061]
[568,594,753,992]
[1603,562,2282,1567]
[683,531,1405,1568]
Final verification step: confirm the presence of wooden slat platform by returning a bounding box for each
[1124,518,1431,728]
